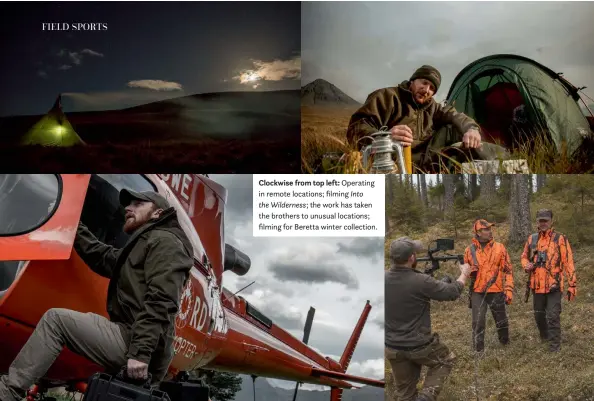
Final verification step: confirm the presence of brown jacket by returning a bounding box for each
[347,80,479,149]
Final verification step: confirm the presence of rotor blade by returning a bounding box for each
[291,382,300,401]
[302,307,315,344]
[310,368,384,388]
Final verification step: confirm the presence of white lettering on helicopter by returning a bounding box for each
[173,336,198,359]
[189,295,209,331]
[175,279,211,334]
[159,174,193,202]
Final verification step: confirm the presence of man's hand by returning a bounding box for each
[456,263,471,285]
[567,287,576,301]
[525,262,535,272]
[462,129,481,149]
[505,293,512,305]
[127,358,149,380]
[389,125,414,147]
[459,263,471,277]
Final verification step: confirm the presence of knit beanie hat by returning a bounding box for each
[410,65,441,93]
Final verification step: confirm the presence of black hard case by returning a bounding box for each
[82,373,171,401]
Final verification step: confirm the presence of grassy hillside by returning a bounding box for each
[385,175,594,400]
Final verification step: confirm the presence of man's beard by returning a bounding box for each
[123,212,151,234]
[479,235,492,243]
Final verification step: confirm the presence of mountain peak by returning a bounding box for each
[301,79,360,106]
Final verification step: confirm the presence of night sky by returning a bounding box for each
[0,2,301,116]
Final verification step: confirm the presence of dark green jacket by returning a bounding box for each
[347,80,479,150]
[74,207,193,374]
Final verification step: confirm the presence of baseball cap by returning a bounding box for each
[474,219,495,232]
[119,189,170,210]
[390,237,424,263]
[536,209,553,220]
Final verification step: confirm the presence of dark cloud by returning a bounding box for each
[268,262,359,289]
[302,2,594,104]
[209,174,253,224]
[336,237,383,263]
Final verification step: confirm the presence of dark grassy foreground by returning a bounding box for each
[0,139,299,173]
[0,90,301,172]
[385,181,594,400]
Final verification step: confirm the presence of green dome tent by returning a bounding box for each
[21,95,85,146]
[446,54,592,157]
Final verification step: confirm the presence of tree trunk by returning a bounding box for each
[420,175,428,207]
[470,174,478,201]
[508,174,532,245]
[436,174,443,211]
[480,174,496,203]
[529,174,533,194]
[500,174,511,196]
[416,175,422,201]
[443,175,455,212]
[387,175,394,207]
[386,175,393,234]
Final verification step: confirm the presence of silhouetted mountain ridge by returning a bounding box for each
[301,79,360,106]
[232,375,383,401]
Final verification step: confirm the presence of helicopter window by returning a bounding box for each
[245,302,272,329]
[0,174,60,236]
[79,175,156,248]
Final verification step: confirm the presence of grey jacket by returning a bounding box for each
[385,266,464,349]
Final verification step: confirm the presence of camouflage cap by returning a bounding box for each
[474,219,495,232]
[390,237,424,263]
[536,209,553,220]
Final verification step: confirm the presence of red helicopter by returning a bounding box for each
[0,174,384,401]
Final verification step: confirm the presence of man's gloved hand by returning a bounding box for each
[389,125,414,147]
[567,286,576,301]
[127,358,149,380]
[462,128,481,149]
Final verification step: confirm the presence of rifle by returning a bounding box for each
[416,238,464,277]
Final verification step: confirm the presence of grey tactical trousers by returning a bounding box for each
[0,308,128,401]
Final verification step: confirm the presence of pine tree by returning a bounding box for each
[205,371,243,401]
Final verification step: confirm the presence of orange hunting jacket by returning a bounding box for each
[521,229,576,294]
[464,238,513,299]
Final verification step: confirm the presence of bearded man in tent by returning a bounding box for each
[347,65,509,172]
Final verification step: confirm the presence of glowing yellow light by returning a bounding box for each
[240,71,261,84]
[54,126,64,136]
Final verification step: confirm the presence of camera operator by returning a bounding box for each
[385,237,471,401]
[521,209,577,352]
